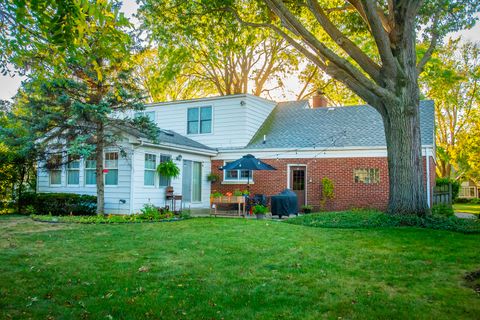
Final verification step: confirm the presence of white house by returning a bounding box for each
[37,93,436,213]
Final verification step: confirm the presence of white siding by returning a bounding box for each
[37,146,133,214]
[145,94,275,149]
[131,146,212,212]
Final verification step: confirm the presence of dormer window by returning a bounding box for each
[187,106,212,134]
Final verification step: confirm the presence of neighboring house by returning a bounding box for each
[37,94,436,213]
[459,180,479,199]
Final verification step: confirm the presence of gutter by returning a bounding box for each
[129,140,144,214]
[216,145,435,154]
[425,147,431,208]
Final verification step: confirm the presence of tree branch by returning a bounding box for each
[306,0,381,82]
[360,0,396,75]
[416,13,440,74]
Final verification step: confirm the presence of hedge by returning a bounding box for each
[20,192,97,216]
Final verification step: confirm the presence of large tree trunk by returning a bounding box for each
[382,98,428,215]
[95,122,105,215]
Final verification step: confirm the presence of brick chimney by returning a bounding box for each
[311,90,328,108]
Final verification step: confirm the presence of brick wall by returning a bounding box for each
[211,156,435,212]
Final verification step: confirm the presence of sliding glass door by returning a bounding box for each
[182,160,202,203]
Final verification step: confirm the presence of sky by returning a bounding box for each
[1,0,479,102]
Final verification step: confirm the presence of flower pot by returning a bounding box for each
[256,213,265,220]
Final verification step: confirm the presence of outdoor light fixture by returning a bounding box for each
[240,100,246,106]
[176,155,183,161]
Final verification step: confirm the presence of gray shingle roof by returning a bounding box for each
[155,129,215,151]
[247,100,435,149]
[111,122,215,151]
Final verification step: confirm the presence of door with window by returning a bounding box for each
[290,166,306,208]
[182,160,202,203]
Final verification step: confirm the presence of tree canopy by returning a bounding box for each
[420,38,480,180]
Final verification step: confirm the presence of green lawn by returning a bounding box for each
[1,216,479,319]
[454,203,480,215]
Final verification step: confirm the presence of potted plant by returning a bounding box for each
[301,204,313,214]
[157,160,180,187]
[207,173,219,183]
[253,204,268,220]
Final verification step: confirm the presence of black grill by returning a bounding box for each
[270,189,298,218]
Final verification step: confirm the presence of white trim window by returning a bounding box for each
[187,106,212,134]
[105,152,118,186]
[48,154,63,186]
[354,168,380,184]
[67,155,80,185]
[144,153,156,186]
[158,154,172,187]
[85,155,96,186]
[224,161,253,182]
[134,111,155,122]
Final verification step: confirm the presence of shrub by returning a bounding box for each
[31,211,180,224]
[431,204,454,217]
[139,204,173,220]
[320,178,335,211]
[286,210,480,234]
[20,192,97,216]
[455,197,480,204]
[436,178,460,200]
[301,205,313,213]
[253,205,268,214]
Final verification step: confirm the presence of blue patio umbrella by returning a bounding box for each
[219,154,276,188]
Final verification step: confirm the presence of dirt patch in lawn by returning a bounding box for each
[465,269,480,294]
[0,216,73,236]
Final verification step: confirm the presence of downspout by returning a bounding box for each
[425,148,431,208]
[129,140,144,214]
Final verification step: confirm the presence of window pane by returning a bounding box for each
[192,162,202,202]
[145,154,156,169]
[145,111,155,122]
[105,152,118,169]
[187,108,198,121]
[200,119,211,133]
[86,170,96,185]
[50,170,61,185]
[85,158,96,169]
[354,168,379,184]
[144,170,155,186]
[67,170,79,185]
[226,170,238,179]
[188,121,198,134]
[67,156,80,169]
[105,170,118,185]
[200,106,211,120]
[240,170,252,179]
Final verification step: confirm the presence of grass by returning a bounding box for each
[286,210,480,233]
[1,215,479,319]
[454,203,480,215]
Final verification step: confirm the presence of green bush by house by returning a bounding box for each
[20,192,97,216]
[286,210,480,234]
